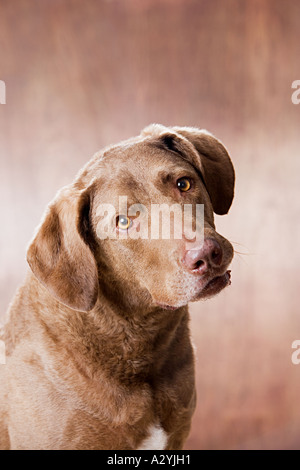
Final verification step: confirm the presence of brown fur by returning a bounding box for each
[0,124,234,450]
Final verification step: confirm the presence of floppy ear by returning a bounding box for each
[172,126,235,215]
[27,186,98,312]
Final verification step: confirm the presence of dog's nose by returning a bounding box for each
[182,238,223,273]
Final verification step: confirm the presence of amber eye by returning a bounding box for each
[177,177,191,192]
[117,215,132,230]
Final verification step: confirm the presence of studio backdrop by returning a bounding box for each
[0,0,300,450]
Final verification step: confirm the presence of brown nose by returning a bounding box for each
[182,238,223,274]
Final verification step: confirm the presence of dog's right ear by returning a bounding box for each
[27,185,99,312]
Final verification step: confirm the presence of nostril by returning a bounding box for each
[211,249,220,260]
[194,259,204,270]
[210,244,222,266]
[183,239,223,272]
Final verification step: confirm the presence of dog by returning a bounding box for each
[0,124,235,450]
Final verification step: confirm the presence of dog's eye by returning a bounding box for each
[116,215,132,230]
[177,177,191,192]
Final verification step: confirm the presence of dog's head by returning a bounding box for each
[27,124,235,313]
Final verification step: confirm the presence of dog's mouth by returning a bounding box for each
[196,270,231,299]
[155,270,231,310]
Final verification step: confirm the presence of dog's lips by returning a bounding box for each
[154,270,231,310]
[199,270,231,297]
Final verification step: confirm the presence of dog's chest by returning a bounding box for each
[137,424,168,450]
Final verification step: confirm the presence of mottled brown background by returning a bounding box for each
[1,0,300,450]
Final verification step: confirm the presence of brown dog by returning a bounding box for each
[0,124,234,450]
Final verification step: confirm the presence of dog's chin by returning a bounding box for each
[155,270,232,310]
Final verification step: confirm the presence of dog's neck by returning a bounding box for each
[64,301,189,386]
[25,273,190,386]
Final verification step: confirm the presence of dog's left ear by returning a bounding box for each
[27,185,99,312]
[172,126,235,215]
[143,124,235,215]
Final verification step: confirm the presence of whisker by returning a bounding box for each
[233,252,250,266]
[230,240,253,256]
[231,240,248,248]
